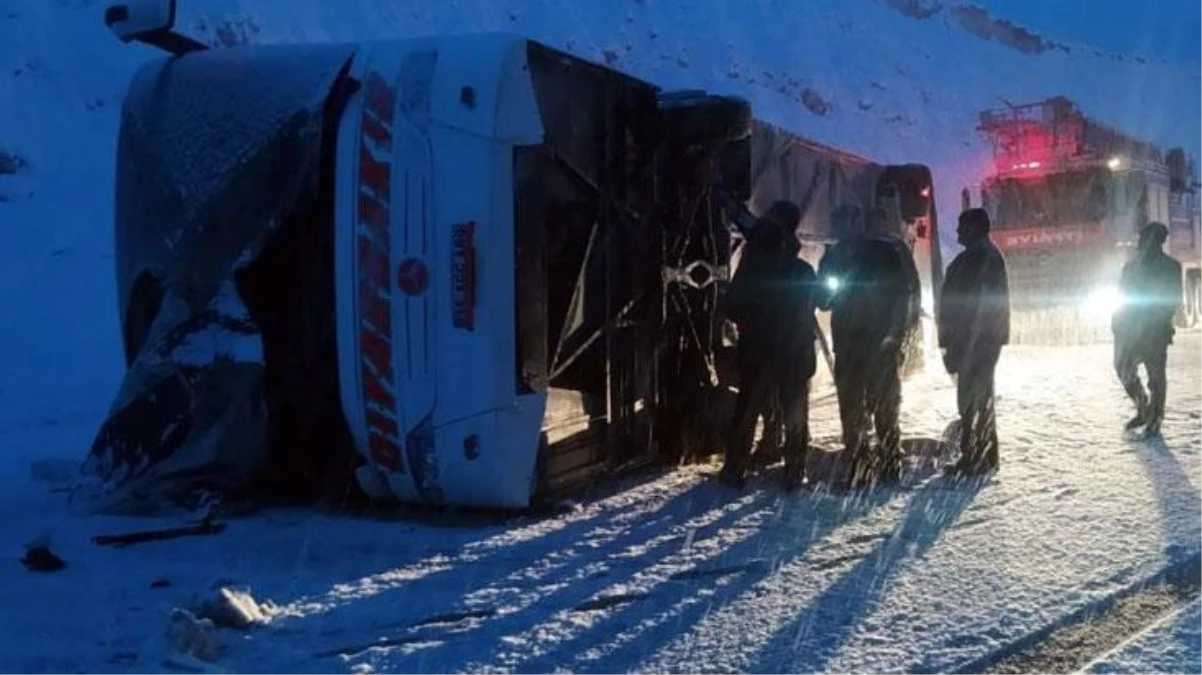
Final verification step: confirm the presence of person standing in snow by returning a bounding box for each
[721,201,818,490]
[868,206,922,475]
[1112,222,1183,437]
[868,206,923,358]
[938,208,1010,476]
[817,204,915,488]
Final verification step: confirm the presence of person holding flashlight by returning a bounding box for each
[817,204,915,488]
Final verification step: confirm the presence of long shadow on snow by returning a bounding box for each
[516,476,909,674]
[1132,435,1202,564]
[932,436,1202,675]
[296,479,764,671]
[231,470,702,670]
[750,474,984,673]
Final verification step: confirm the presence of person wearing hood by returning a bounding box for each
[1112,222,1183,437]
[817,204,915,488]
[938,208,1010,476]
[721,200,817,490]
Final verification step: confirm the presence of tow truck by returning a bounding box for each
[968,97,1201,343]
[77,0,943,513]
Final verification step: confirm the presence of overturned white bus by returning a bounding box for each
[79,1,942,513]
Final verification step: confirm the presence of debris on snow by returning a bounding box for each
[572,591,650,613]
[21,542,65,572]
[191,586,275,630]
[93,518,227,548]
[165,608,219,667]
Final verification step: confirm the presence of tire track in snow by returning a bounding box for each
[947,551,1202,674]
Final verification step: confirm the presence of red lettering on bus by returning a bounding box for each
[358,193,389,233]
[367,431,401,469]
[361,368,396,410]
[365,408,400,438]
[360,283,391,335]
[360,330,394,381]
[362,114,392,148]
[355,69,404,473]
[359,145,391,199]
[358,236,391,290]
[363,72,396,124]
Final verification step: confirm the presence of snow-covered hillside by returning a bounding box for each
[0,0,1198,445]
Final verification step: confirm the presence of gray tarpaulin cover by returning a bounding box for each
[746,122,884,241]
[72,44,354,514]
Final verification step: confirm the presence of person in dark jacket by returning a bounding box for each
[817,205,915,488]
[1112,222,1183,437]
[868,207,923,353]
[722,201,818,490]
[938,208,1010,476]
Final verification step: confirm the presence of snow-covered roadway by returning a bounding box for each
[1,335,1197,673]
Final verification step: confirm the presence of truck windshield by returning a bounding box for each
[988,168,1109,229]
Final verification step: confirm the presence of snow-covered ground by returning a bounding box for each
[1,334,1197,673]
[1,1,1199,672]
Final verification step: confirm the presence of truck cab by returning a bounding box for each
[974,97,1200,342]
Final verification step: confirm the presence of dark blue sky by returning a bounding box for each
[979,0,1202,65]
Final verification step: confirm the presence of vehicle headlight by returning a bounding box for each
[825,276,841,292]
[1080,285,1123,320]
